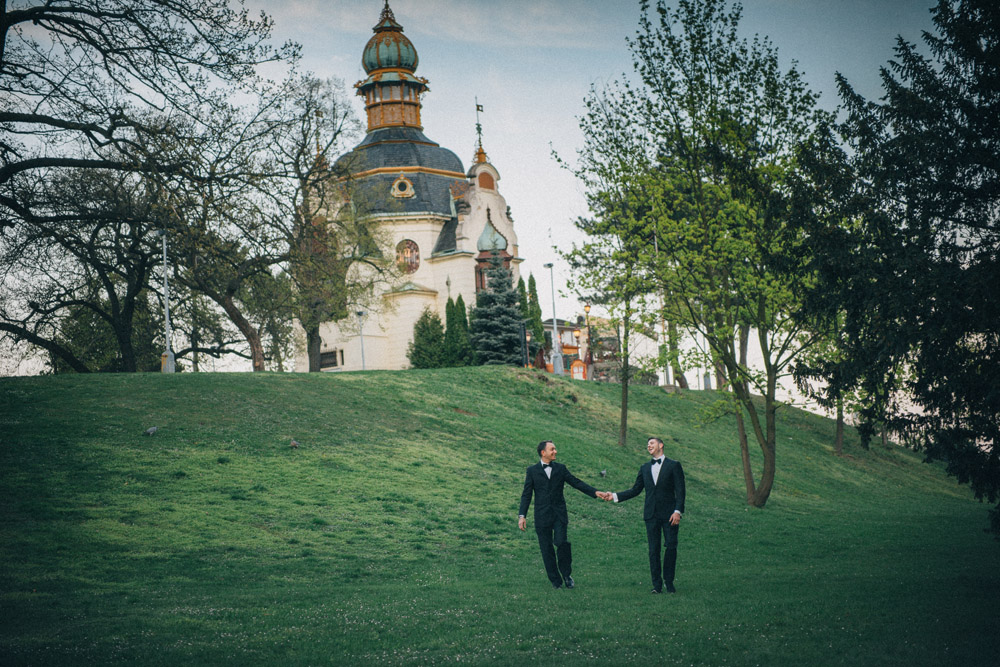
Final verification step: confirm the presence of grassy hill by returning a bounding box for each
[1,367,997,665]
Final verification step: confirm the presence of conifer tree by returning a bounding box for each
[527,274,545,356]
[443,297,465,366]
[469,253,523,366]
[454,294,475,366]
[407,308,446,369]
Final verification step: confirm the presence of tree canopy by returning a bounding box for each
[800,0,1000,534]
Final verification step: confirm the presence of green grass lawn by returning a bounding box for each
[1,367,997,665]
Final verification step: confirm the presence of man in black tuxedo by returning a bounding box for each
[602,436,686,594]
[518,440,600,589]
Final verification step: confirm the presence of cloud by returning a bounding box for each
[257,0,627,51]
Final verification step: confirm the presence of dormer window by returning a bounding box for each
[391,175,415,198]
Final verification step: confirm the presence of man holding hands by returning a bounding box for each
[598,437,686,594]
[518,440,601,589]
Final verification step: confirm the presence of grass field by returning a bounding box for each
[1,367,997,665]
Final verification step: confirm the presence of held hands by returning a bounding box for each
[596,491,613,501]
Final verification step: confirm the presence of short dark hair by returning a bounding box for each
[648,437,664,446]
[537,440,553,456]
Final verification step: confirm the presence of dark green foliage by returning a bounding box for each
[454,294,474,365]
[407,308,446,368]
[51,291,162,373]
[526,274,545,349]
[443,296,473,367]
[801,0,1000,534]
[469,253,524,366]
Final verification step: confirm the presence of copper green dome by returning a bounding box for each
[362,3,418,73]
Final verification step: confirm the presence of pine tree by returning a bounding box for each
[407,308,446,369]
[454,294,475,365]
[470,253,524,366]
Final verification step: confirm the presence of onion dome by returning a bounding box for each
[362,3,418,73]
[355,1,428,131]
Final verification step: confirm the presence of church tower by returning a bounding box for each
[297,1,521,372]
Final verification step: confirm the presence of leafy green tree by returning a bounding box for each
[407,308,445,369]
[564,0,830,504]
[802,0,1000,533]
[469,253,523,366]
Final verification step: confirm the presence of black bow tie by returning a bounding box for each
[542,463,551,468]
[651,458,663,465]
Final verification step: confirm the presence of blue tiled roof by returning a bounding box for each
[335,127,466,219]
[337,127,464,174]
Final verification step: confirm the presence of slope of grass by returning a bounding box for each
[1,368,997,665]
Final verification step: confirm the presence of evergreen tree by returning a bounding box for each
[454,294,475,366]
[442,297,464,366]
[407,308,446,369]
[802,0,1000,534]
[470,253,524,366]
[527,274,545,357]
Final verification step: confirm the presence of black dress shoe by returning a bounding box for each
[650,588,662,594]
[665,583,677,593]
[552,582,562,589]
[564,576,574,589]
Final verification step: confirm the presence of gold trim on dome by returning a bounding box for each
[350,165,466,179]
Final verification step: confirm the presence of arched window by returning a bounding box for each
[396,240,420,273]
[477,172,495,190]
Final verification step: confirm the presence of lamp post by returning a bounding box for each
[157,229,175,373]
[526,329,532,367]
[356,310,367,370]
[543,262,564,375]
[584,303,594,380]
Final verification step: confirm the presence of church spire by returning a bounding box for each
[473,98,488,164]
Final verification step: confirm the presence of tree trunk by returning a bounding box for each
[618,314,631,447]
[619,360,630,447]
[714,359,727,391]
[219,294,266,371]
[738,324,750,395]
[668,320,688,389]
[748,380,778,507]
[835,395,844,455]
[306,325,321,372]
[735,406,756,502]
[191,324,200,372]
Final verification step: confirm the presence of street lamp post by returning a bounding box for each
[356,310,367,370]
[519,321,529,368]
[543,262,564,375]
[157,229,175,373]
[526,330,533,367]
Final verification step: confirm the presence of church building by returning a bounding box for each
[295,2,522,372]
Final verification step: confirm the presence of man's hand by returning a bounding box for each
[518,516,526,531]
[596,491,612,501]
[669,511,681,526]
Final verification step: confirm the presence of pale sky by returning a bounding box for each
[250,0,937,320]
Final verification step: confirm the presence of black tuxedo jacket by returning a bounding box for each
[519,461,597,526]
[616,457,686,521]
